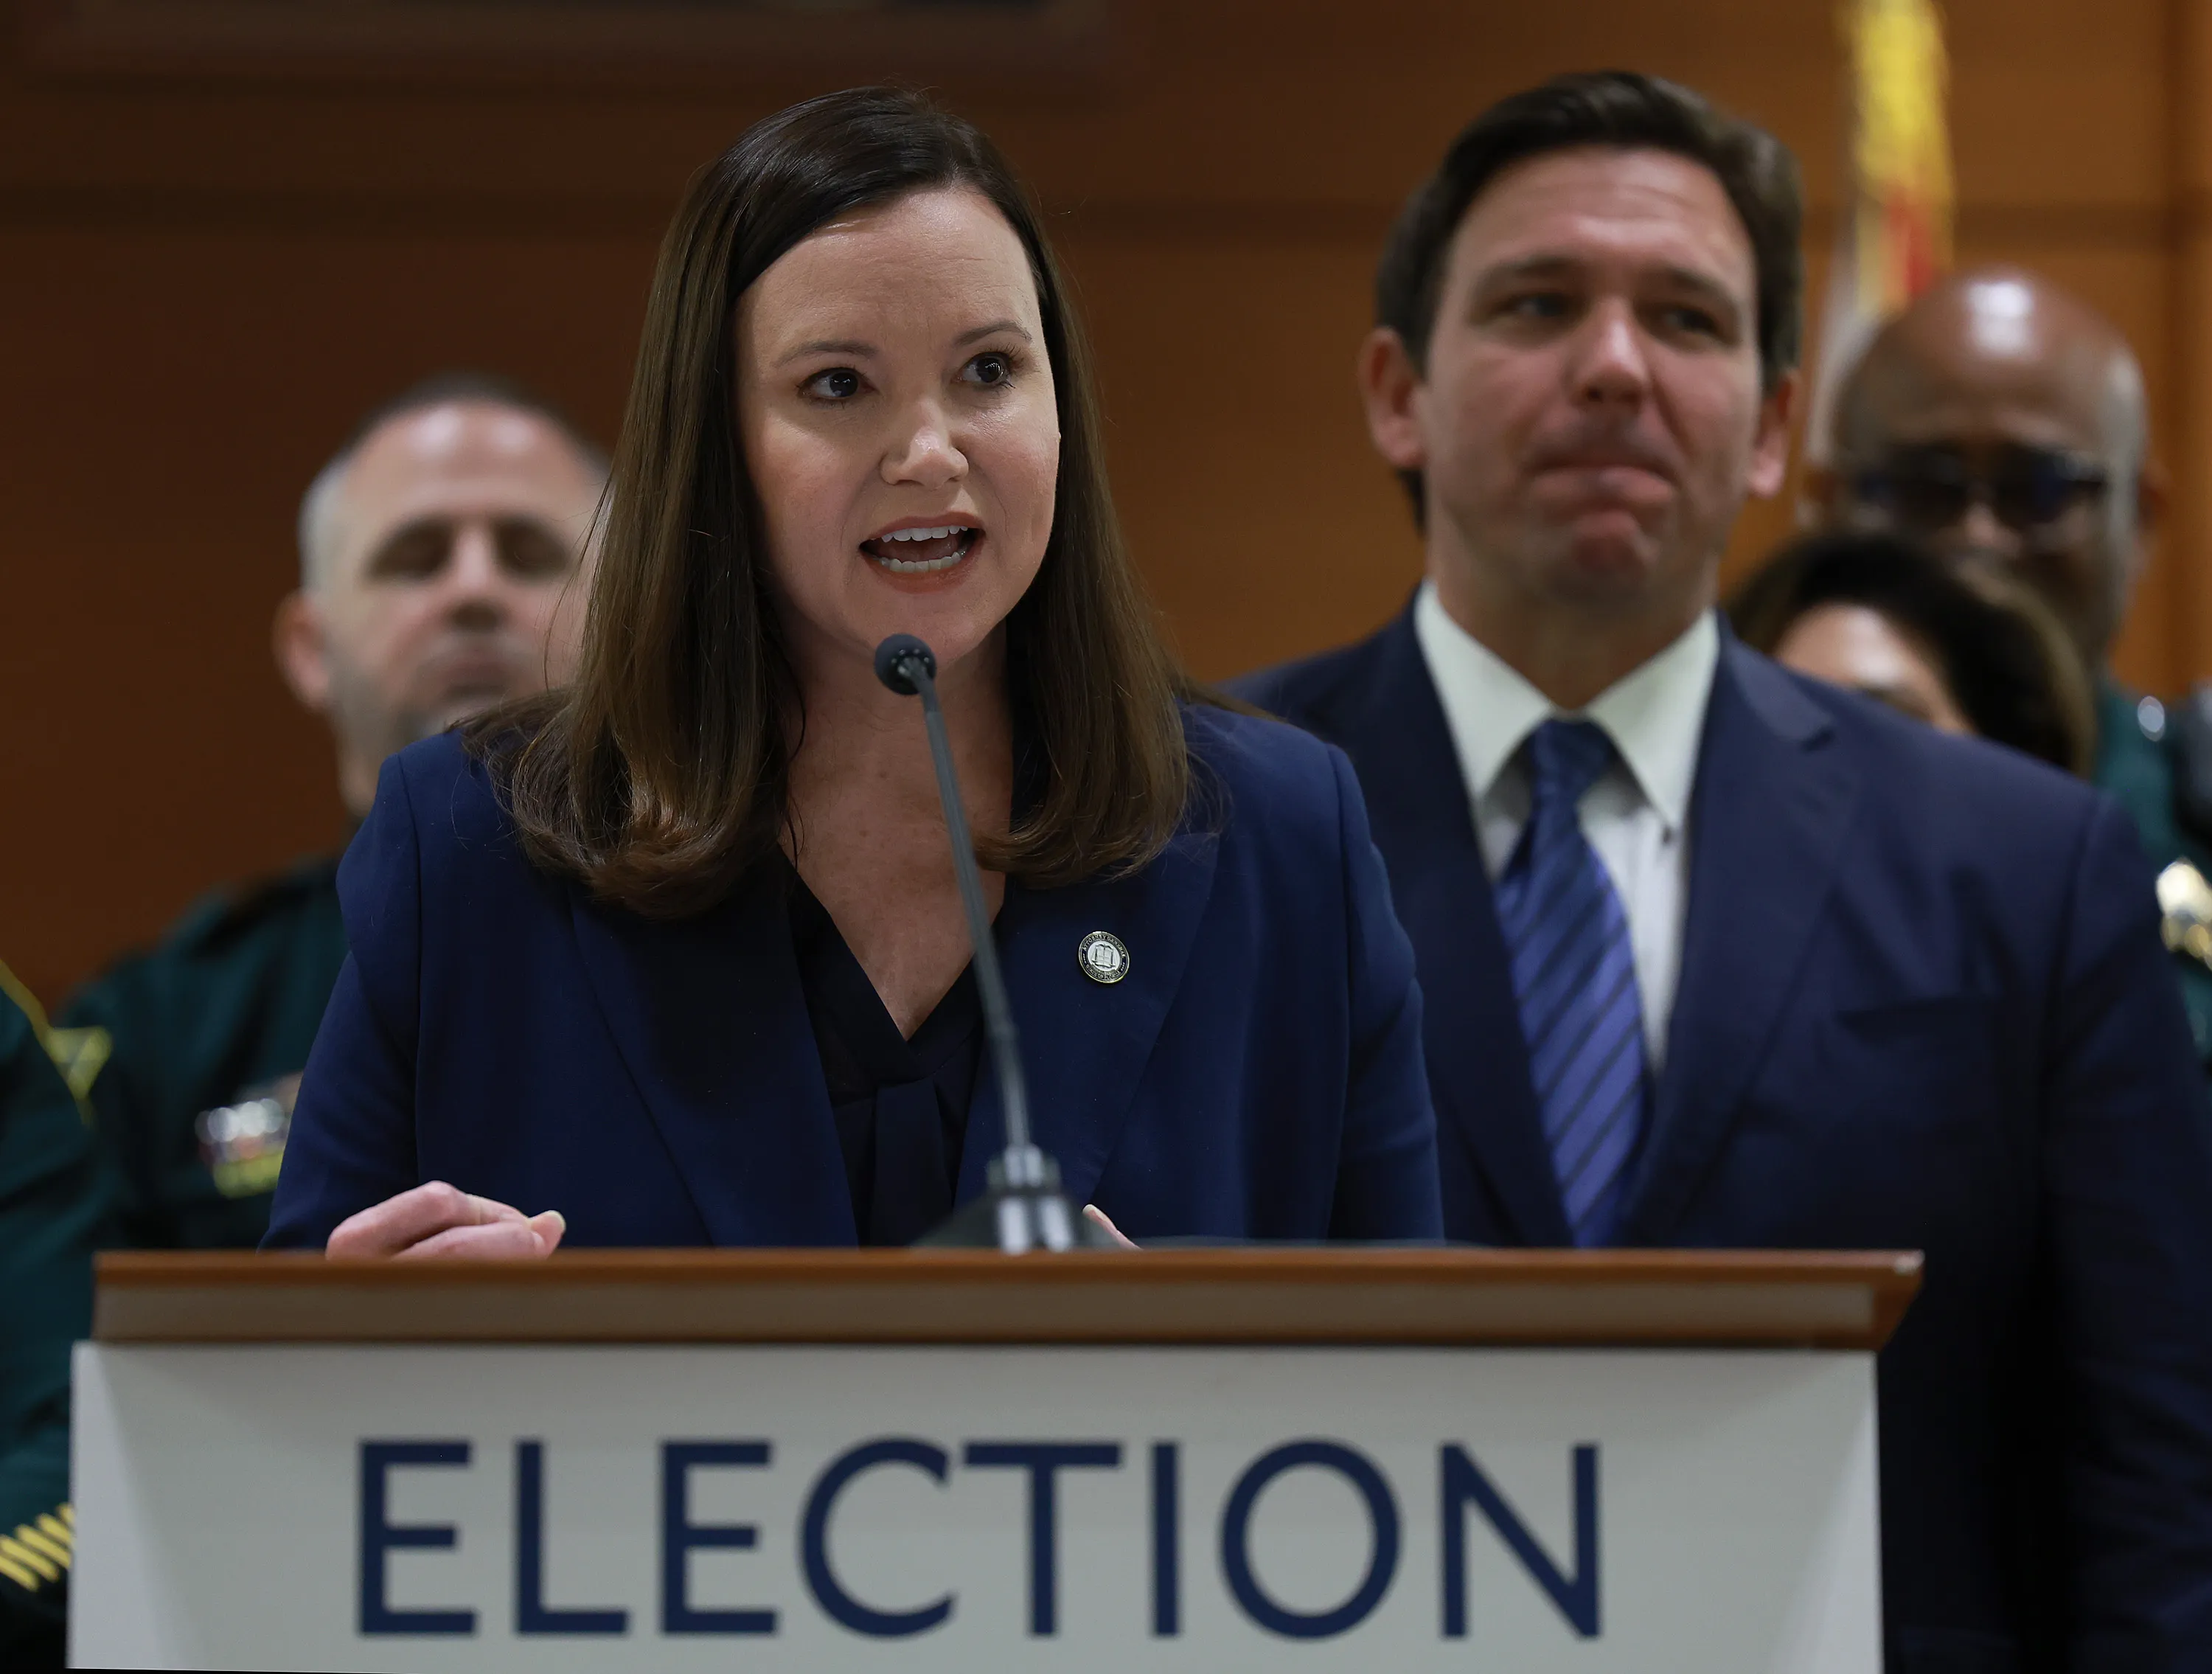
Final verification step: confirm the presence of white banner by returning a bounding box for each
[72,1343,1879,1672]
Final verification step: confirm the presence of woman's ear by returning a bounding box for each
[272,591,334,716]
[1357,327,1429,473]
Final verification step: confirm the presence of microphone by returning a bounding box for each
[873,634,1114,1253]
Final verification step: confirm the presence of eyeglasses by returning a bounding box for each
[1850,444,2110,538]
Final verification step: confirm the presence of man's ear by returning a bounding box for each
[1745,369,1801,499]
[1357,327,1428,473]
[272,591,333,715]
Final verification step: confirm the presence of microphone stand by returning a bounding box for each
[873,634,1116,1253]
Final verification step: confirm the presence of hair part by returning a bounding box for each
[296,371,611,590]
[1374,71,1804,521]
[471,88,1201,919]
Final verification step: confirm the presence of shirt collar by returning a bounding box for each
[1412,580,1718,838]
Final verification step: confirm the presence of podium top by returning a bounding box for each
[94,1247,1921,1350]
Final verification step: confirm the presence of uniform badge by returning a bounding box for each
[2157,860,2212,974]
[196,1072,300,1198]
[1078,931,1130,984]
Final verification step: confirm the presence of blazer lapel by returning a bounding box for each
[1335,614,1572,1246]
[1618,641,1860,1245]
[958,823,1222,1208]
[570,869,857,1247]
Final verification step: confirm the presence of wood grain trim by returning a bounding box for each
[95,1248,1923,1350]
[0,187,2174,251]
[19,0,1119,89]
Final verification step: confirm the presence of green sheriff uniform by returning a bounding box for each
[58,856,346,1249]
[2093,680,2212,1069]
[0,965,111,1668]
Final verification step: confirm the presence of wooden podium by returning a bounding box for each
[72,1248,1919,1673]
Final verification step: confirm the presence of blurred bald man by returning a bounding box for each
[1814,268,2212,1063]
[58,373,606,1248]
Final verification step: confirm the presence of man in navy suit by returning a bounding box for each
[1237,72,2212,1670]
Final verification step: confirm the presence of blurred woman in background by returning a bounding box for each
[1730,530,2095,776]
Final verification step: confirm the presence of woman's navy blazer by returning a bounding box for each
[262,704,1444,1248]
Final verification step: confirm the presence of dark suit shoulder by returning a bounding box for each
[333,732,549,994]
[1224,620,1400,735]
[1766,650,2104,830]
[1179,698,1363,857]
[1183,697,1343,789]
[1731,647,2122,921]
[398,711,1360,865]
[387,728,525,855]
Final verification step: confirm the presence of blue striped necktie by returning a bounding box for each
[1492,718,1649,1246]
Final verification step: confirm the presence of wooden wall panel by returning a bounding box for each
[2171,0,2212,705]
[0,221,655,987]
[1062,230,1419,678]
[0,0,2191,1000]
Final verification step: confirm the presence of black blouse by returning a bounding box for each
[785,864,991,1246]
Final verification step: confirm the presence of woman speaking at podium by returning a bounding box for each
[262,89,1441,1257]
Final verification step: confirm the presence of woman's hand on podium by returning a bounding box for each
[326,1181,566,1261]
[1084,1204,1138,1249]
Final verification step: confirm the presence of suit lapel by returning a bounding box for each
[1332,614,1572,1246]
[1618,642,1860,1244]
[570,868,857,1247]
[958,824,1221,1207]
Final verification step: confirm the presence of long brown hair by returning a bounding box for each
[470,88,1202,918]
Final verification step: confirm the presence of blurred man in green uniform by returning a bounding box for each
[0,968,111,1667]
[1812,267,2212,1062]
[59,374,606,1247]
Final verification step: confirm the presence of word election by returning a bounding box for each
[358,1434,1602,1645]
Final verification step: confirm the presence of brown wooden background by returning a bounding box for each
[1,0,2201,1002]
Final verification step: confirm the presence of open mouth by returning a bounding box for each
[860,524,980,574]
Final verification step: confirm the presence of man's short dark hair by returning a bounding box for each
[1375,72,1804,516]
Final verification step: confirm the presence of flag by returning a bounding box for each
[1805,0,1954,462]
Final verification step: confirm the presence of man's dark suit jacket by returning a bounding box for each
[1234,608,2212,1673]
[262,706,1443,1252]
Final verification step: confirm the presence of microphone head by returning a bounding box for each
[874,633,936,696]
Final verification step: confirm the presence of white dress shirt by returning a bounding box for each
[1411,581,1719,1071]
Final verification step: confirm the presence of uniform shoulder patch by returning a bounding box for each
[41,1026,111,1102]
[0,957,97,1120]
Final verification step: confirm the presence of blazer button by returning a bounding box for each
[1078,931,1130,984]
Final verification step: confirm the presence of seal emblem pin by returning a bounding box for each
[1078,931,1130,985]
